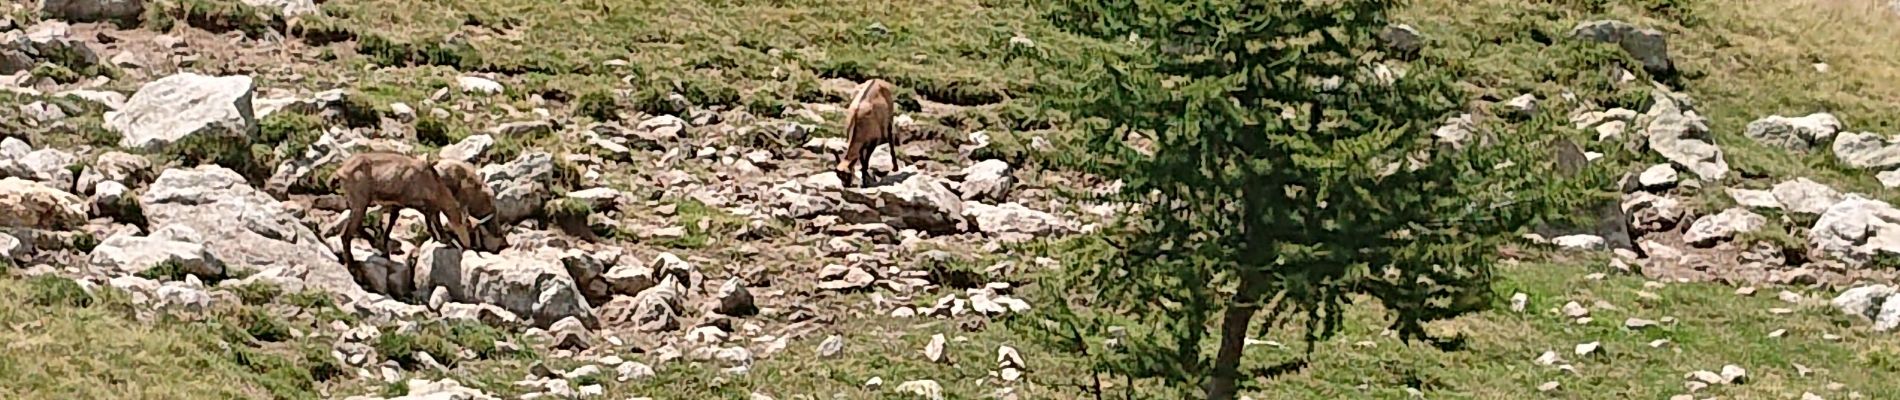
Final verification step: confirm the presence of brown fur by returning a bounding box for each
[329,152,476,284]
[834,79,899,187]
[429,159,508,252]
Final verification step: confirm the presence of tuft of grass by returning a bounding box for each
[574,91,622,122]
[656,197,746,250]
[24,276,91,308]
[134,260,192,282]
[143,0,285,37]
[542,198,593,220]
[414,114,468,148]
[229,281,283,306]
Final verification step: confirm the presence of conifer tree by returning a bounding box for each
[1030,0,1606,397]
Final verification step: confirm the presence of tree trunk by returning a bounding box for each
[1204,277,1267,400]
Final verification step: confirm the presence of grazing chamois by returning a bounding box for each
[835,79,899,187]
[329,152,477,277]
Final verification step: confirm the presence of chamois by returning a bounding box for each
[329,152,478,276]
[834,79,899,187]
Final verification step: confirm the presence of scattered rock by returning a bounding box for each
[1833,131,1900,169]
[1641,92,1726,180]
[924,333,950,364]
[105,73,257,152]
[458,76,503,94]
[440,134,494,162]
[833,173,967,234]
[550,316,592,350]
[1637,164,1678,190]
[817,335,845,358]
[1551,234,1606,250]
[1502,94,1538,118]
[962,202,1075,237]
[615,362,655,382]
[1574,341,1600,356]
[3,146,77,192]
[713,278,757,316]
[1379,24,1423,54]
[39,0,146,23]
[415,246,595,328]
[1562,301,1590,318]
[1625,318,1658,330]
[87,231,224,278]
[1773,178,1843,215]
[1720,364,1748,384]
[1745,113,1842,151]
[1570,20,1673,74]
[141,166,368,298]
[957,160,1015,202]
[1810,196,1900,265]
[0,177,86,230]
[1727,188,1781,210]
[894,380,944,400]
[479,152,557,225]
[1682,208,1765,247]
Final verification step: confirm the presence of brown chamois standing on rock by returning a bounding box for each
[835,78,899,187]
[328,152,479,277]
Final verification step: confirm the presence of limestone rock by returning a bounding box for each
[1570,20,1673,74]
[0,177,86,230]
[1683,208,1765,247]
[415,245,595,328]
[1832,131,1900,169]
[105,73,257,152]
[1745,113,1841,151]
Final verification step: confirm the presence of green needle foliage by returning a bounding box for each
[1026,0,1612,398]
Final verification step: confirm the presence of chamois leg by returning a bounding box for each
[339,194,370,281]
[859,146,875,187]
[886,121,900,173]
[378,206,401,255]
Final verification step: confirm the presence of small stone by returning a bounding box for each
[1648,339,1671,348]
[1780,290,1805,304]
[1625,318,1658,330]
[924,333,949,364]
[863,376,883,388]
[1796,363,1813,377]
[1537,381,1560,392]
[1534,351,1563,366]
[1720,364,1747,384]
[1769,308,1795,315]
[1562,301,1589,318]
[615,362,655,382]
[895,380,943,400]
[1574,341,1600,356]
[1769,329,1787,338]
[1736,287,1757,296]
[1687,370,1723,385]
[817,335,844,358]
[1510,293,1528,313]
[1639,164,1679,189]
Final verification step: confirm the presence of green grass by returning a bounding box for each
[473,260,1892,399]
[0,276,353,399]
[653,197,746,249]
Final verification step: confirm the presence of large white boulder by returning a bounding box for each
[138,165,365,299]
[0,177,86,230]
[104,73,257,152]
